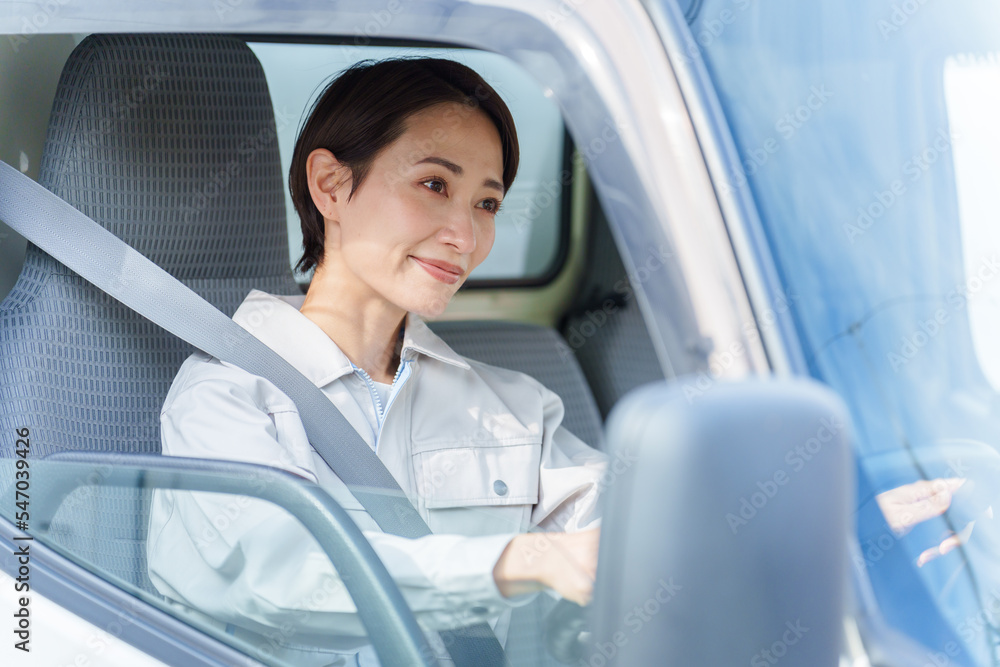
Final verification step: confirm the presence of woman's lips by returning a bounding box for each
[412,256,463,284]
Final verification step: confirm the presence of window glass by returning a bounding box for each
[0,460,385,667]
[943,55,1000,391]
[248,42,567,285]
[689,0,1000,663]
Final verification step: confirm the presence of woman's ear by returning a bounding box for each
[306,149,350,220]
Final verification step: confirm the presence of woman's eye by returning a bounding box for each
[479,199,502,214]
[421,178,446,194]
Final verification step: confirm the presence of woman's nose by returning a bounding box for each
[437,205,477,254]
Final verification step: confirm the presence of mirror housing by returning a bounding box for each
[590,377,854,666]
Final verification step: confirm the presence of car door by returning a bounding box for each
[0,1,842,666]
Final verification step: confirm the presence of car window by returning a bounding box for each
[0,458,388,667]
[0,33,604,666]
[0,14,691,665]
[248,42,568,287]
[690,0,1000,663]
[943,55,1000,391]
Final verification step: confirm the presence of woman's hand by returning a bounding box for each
[876,477,965,536]
[493,528,600,606]
[875,477,971,567]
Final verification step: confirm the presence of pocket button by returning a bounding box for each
[493,479,508,496]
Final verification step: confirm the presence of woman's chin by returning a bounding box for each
[405,293,454,319]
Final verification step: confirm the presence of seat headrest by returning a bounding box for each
[38,33,292,281]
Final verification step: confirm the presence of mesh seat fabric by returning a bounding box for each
[0,33,299,595]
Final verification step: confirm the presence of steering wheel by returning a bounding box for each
[544,599,590,664]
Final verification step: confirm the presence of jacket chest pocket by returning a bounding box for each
[413,440,542,509]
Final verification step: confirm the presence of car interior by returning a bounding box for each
[0,31,670,665]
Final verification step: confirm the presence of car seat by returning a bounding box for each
[0,32,300,592]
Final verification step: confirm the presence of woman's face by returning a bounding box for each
[312,101,504,318]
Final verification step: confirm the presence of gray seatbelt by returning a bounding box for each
[0,160,508,666]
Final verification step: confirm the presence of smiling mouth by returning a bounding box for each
[411,256,464,284]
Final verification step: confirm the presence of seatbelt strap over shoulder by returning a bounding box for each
[0,161,423,534]
[0,160,508,666]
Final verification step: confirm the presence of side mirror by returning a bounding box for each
[590,377,854,666]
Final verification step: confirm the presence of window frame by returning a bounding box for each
[0,0,787,662]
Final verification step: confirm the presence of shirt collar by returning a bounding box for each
[231,289,469,387]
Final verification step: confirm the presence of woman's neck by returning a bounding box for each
[299,261,405,384]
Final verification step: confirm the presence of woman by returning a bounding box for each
[147,57,606,664]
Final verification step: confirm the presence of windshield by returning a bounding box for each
[690,0,1000,664]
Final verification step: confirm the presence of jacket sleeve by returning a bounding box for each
[530,382,609,533]
[147,370,528,637]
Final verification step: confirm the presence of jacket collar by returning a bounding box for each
[231,289,469,387]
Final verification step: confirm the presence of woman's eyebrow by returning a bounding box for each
[416,155,463,174]
[416,155,504,194]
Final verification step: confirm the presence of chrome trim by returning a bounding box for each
[641,0,808,377]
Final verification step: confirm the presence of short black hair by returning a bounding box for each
[289,57,519,274]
